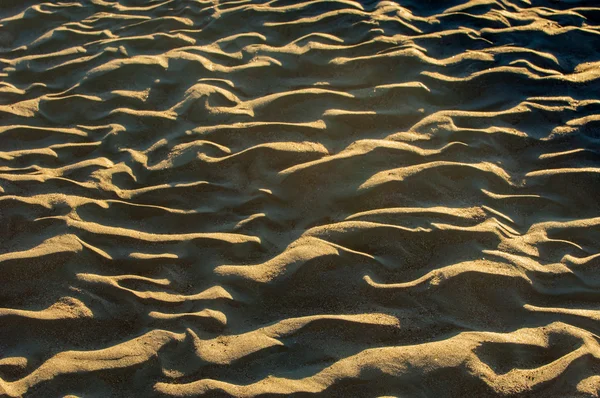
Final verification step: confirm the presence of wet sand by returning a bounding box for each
[1,0,600,396]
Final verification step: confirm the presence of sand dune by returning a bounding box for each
[1,0,600,396]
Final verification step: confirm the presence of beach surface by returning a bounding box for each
[1,0,600,396]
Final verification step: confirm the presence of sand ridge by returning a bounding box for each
[1,0,600,396]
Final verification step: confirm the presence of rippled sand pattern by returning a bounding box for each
[2,0,600,396]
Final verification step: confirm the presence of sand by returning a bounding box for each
[1,0,600,396]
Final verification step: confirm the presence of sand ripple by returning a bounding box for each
[1,0,600,396]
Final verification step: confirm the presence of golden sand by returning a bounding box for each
[1,0,600,396]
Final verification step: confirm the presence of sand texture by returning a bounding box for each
[1,0,600,396]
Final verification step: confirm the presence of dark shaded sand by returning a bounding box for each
[1,0,600,396]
